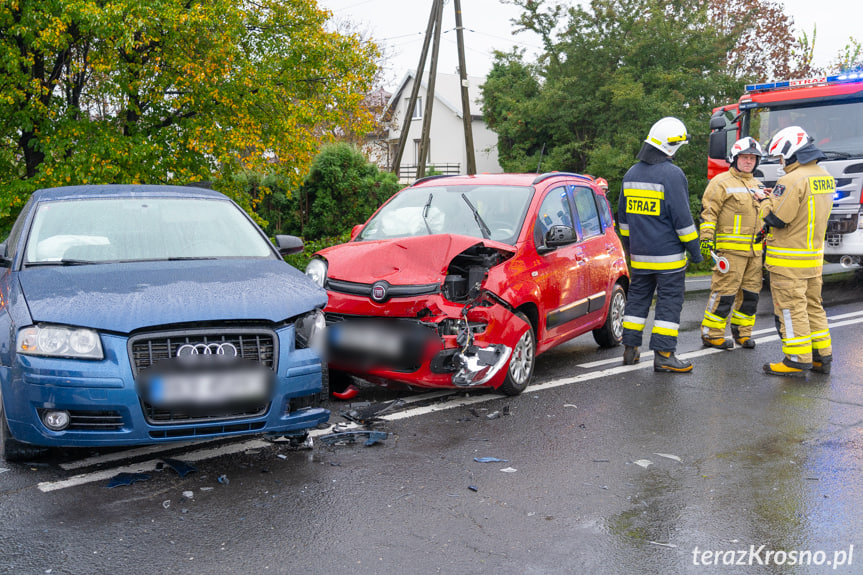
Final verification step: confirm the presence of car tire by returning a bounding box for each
[0,400,46,463]
[498,312,535,397]
[592,283,626,348]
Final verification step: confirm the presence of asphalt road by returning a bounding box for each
[2,270,862,574]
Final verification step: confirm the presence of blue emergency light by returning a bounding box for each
[745,72,863,93]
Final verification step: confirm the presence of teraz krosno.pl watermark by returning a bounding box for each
[692,545,854,569]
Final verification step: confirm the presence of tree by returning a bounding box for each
[0,0,379,228]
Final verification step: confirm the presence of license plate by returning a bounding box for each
[148,368,269,408]
[330,322,404,359]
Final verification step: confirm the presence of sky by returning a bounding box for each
[321,0,861,91]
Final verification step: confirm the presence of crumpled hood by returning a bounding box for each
[18,259,327,333]
[319,234,515,284]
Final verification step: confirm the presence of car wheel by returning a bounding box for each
[498,312,536,396]
[592,283,626,348]
[0,400,46,463]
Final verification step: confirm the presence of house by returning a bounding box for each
[378,70,502,182]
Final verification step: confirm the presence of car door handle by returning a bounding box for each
[575,248,587,265]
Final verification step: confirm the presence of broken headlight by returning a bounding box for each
[438,319,487,337]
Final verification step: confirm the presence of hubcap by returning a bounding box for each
[509,330,535,384]
[611,291,626,339]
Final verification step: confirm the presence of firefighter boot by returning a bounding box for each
[623,346,640,365]
[654,351,692,373]
[763,358,807,378]
[731,326,756,349]
[811,353,832,374]
[701,336,733,350]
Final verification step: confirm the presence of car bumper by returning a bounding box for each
[325,292,525,390]
[1,329,329,448]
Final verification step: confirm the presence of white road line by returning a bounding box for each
[37,313,863,492]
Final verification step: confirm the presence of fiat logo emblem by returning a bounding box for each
[371,281,389,303]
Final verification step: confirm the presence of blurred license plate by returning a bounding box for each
[148,369,269,408]
[331,322,403,359]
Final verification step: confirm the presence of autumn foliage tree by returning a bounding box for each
[0,0,379,229]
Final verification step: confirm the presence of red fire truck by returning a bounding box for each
[708,73,863,266]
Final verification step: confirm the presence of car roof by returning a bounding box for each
[408,172,597,188]
[30,184,228,202]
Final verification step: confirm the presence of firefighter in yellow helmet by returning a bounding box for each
[760,126,834,377]
[698,137,769,350]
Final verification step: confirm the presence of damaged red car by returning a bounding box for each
[305,172,629,396]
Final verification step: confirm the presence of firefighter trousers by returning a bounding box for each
[701,251,762,340]
[769,272,832,367]
[622,270,685,353]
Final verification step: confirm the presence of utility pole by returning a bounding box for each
[390,0,439,178]
[454,0,476,174]
[415,0,443,179]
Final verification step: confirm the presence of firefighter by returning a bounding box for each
[760,126,834,377]
[618,117,703,372]
[699,137,769,350]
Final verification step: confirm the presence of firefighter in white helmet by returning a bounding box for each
[760,126,834,377]
[618,117,703,372]
[698,137,769,350]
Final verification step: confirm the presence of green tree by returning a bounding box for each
[0,0,378,228]
[260,142,401,241]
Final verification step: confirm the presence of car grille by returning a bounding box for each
[326,278,440,299]
[128,328,277,425]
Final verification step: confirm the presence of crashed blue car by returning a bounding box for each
[0,185,329,461]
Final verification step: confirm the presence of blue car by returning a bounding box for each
[0,185,329,461]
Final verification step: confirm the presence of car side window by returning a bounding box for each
[594,193,613,233]
[534,186,575,246]
[572,186,602,239]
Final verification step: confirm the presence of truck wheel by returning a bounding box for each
[593,283,626,348]
[499,312,536,396]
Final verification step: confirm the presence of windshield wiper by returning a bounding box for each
[421,193,434,235]
[461,193,491,239]
[25,259,101,267]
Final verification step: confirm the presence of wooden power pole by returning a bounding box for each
[391,0,477,179]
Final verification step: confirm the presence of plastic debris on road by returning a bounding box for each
[500,467,517,473]
[654,453,683,463]
[106,472,151,488]
[473,457,508,463]
[218,474,230,485]
[339,399,405,425]
[161,458,197,477]
[319,430,390,447]
[633,459,653,468]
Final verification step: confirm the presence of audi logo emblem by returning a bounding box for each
[176,342,239,357]
[371,281,389,302]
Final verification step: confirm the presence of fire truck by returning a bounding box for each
[708,72,863,267]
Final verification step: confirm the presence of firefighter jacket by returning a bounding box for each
[618,151,702,274]
[760,160,834,279]
[699,167,764,257]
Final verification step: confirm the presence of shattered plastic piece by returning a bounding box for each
[563,404,577,409]
[182,491,194,499]
[161,458,197,478]
[654,453,683,463]
[217,475,229,485]
[319,430,389,447]
[200,487,214,492]
[473,457,508,463]
[502,406,511,416]
[106,472,151,488]
[633,459,653,468]
[162,500,171,509]
[339,399,404,425]
[468,485,478,492]
[277,454,288,460]
[332,384,360,400]
[500,467,517,473]
[486,411,501,420]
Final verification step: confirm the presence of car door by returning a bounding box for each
[531,183,593,340]
[570,184,615,327]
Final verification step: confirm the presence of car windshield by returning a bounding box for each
[356,184,534,245]
[24,197,275,263]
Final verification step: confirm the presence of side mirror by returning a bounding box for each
[0,241,10,268]
[538,225,578,253]
[274,235,304,256]
[709,111,727,131]
[350,224,364,241]
[709,131,729,160]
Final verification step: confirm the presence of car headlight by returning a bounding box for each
[17,324,104,359]
[295,309,327,355]
[305,258,328,288]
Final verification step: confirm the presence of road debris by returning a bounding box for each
[319,430,390,447]
[161,458,197,478]
[633,459,653,468]
[474,457,508,463]
[654,453,683,463]
[339,399,404,425]
[500,467,517,473]
[106,472,151,488]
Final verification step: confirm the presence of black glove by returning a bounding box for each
[700,239,714,259]
[754,225,770,243]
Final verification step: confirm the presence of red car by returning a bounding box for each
[305,172,629,396]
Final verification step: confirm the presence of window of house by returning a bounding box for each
[412,97,423,119]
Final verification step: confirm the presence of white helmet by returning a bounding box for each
[645,117,689,156]
[766,126,812,160]
[729,137,763,168]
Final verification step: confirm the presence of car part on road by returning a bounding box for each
[319,430,389,447]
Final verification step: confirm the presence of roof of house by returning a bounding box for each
[386,70,486,119]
